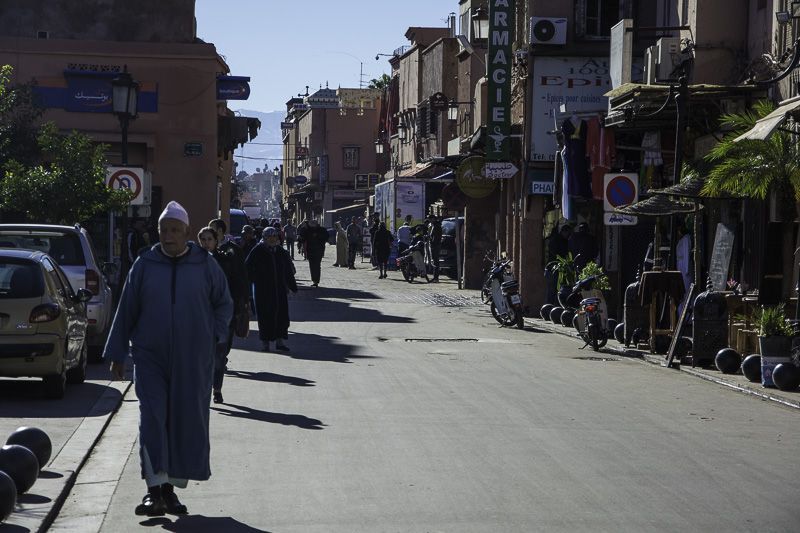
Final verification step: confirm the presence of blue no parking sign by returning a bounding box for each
[603,173,638,211]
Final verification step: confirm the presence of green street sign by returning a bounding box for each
[487,0,514,162]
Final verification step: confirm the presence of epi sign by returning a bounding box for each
[106,167,145,205]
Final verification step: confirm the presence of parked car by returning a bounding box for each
[438,217,464,278]
[0,249,92,398]
[0,224,114,361]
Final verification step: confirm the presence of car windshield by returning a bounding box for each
[0,231,85,266]
[0,259,44,299]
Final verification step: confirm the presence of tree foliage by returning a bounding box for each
[368,74,391,90]
[0,65,131,223]
[702,100,800,201]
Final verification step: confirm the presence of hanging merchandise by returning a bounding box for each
[586,116,617,200]
[561,117,592,199]
[560,148,574,221]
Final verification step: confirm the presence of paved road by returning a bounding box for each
[53,252,800,532]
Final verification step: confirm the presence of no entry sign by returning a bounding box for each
[106,167,145,205]
[603,173,638,212]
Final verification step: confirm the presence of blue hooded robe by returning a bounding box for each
[104,242,233,481]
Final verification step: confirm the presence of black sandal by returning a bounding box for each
[134,486,166,516]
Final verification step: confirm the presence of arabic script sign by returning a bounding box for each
[65,75,112,113]
[487,0,515,162]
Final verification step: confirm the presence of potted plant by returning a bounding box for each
[753,305,794,387]
[546,253,577,307]
[578,261,611,291]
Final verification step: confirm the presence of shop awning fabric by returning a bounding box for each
[614,194,703,217]
[327,203,366,215]
[733,96,800,142]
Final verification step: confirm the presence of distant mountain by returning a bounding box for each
[234,109,284,173]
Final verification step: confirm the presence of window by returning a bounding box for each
[0,259,44,299]
[343,147,360,169]
[578,0,621,38]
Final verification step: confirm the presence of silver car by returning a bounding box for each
[0,224,114,360]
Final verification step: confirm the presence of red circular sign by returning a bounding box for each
[606,175,636,208]
[108,169,142,199]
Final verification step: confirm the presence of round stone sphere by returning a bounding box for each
[614,322,625,344]
[0,445,39,495]
[7,427,51,471]
[549,307,564,324]
[714,348,741,374]
[741,354,762,383]
[0,470,16,523]
[540,304,554,320]
[772,363,800,392]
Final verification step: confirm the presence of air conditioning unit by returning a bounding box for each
[655,37,682,81]
[530,17,567,45]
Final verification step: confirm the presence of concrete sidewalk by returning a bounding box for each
[525,316,800,410]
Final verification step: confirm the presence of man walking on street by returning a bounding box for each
[104,201,233,517]
[369,213,380,270]
[427,215,443,282]
[397,214,413,256]
[283,220,297,259]
[346,216,361,269]
[299,219,329,286]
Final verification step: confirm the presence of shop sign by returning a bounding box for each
[216,76,251,100]
[293,175,308,185]
[295,146,309,158]
[604,225,619,271]
[484,161,518,179]
[529,181,554,195]
[487,0,515,162]
[354,173,379,190]
[184,142,203,157]
[281,121,294,130]
[531,57,611,161]
[456,156,496,199]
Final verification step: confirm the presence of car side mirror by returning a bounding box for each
[102,262,118,276]
[75,288,93,303]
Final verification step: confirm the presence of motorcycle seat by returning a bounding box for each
[501,280,518,290]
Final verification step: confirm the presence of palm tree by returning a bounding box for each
[368,74,391,90]
[702,100,800,203]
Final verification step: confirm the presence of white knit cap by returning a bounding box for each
[158,201,189,226]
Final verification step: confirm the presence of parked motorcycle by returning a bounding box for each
[566,275,609,351]
[396,239,429,283]
[486,258,525,329]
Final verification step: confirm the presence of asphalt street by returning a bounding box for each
[42,251,800,532]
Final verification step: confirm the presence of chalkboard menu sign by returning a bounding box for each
[708,223,735,291]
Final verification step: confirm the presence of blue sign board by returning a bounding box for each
[217,76,251,100]
[32,70,158,113]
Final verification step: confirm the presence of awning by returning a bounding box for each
[397,161,451,179]
[733,96,800,142]
[327,203,366,215]
[648,175,732,199]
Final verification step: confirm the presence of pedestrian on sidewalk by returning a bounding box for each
[296,219,308,260]
[373,222,392,279]
[199,225,249,405]
[246,227,298,352]
[396,214,413,256]
[427,214,442,282]
[346,216,361,269]
[368,213,380,270]
[104,201,233,517]
[300,219,329,287]
[334,221,348,267]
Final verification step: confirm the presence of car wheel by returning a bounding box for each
[43,367,66,399]
[67,343,87,385]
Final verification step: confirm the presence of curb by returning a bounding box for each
[525,317,800,411]
[3,379,132,533]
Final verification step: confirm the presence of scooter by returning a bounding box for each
[566,275,609,351]
[486,259,525,329]
[396,240,429,283]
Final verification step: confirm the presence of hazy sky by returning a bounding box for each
[195,0,457,112]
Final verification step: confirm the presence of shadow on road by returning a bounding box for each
[294,284,382,301]
[141,515,269,532]
[234,331,379,364]
[290,296,414,324]
[211,403,324,430]
[225,370,315,387]
[0,379,121,418]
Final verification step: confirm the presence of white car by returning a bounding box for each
[0,224,114,361]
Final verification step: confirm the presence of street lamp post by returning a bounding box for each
[112,66,139,278]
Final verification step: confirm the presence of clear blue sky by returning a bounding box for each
[195,0,456,112]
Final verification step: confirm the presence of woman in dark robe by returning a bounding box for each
[246,227,297,352]
[373,222,393,279]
